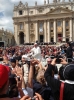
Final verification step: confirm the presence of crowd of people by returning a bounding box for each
[0,41,74,100]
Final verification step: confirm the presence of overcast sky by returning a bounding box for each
[0,0,68,33]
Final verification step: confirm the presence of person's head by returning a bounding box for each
[54,51,58,56]
[41,53,45,58]
[34,43,38,48]
[36,70,46,85]
[9,53,12,57]
[10,59,16,68]
[63,64,74,81]
[3,54,8,61]
[18,52,21,56]
[0,65,10,94]
[47,58,52,64]
[66,42,71,47]
[21,55,27,62]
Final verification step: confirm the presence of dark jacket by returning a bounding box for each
[66,46,72,58]
[44,64,74,100]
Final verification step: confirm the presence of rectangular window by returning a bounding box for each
[19,10,22,15]
[39,23,43,32]
[66,21,69,27]
[30,11,33,14]
[20,23,23,30]
[50,22,53,28]
[39,9,43,13]
[57,21,61,26]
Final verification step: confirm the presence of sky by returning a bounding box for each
[0,0,68,33]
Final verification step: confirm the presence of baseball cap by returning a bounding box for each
[63,64,74,81]
[0,64,10,88]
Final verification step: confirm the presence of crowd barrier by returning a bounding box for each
[24,42,56,45]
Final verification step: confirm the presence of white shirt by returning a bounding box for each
[31,46,41,61]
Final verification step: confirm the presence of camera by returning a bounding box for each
[55,55,62,64]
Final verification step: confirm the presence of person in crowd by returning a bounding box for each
[1,54,11,66]
[10,59,16,69]
[41,53,47,68]
[65,42,73,63]
[21,55,29,86]
[44,58,74,100]
[30,43,41,61]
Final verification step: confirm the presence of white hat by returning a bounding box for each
[34,43,37,45]
[22,55,27,59]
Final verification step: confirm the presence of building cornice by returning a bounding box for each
[13,1,74,11]
[13,13,73,23]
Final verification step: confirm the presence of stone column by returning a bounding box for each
[24,22,25,43]
[44,21,47,42]
[48,21,51,42]
[14,24,19,45]
[26,22,29,43]
[70,18,73,41]
[54,19,57,42]
[24,35,25,43]
[35,21,38,41]
[73,19,74,41]
[63,19,66,42]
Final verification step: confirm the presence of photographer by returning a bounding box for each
[44,58,74,100]
[65,42,73,63]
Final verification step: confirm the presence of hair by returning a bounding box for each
[66,42,71,47]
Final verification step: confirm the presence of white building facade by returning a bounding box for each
[13,0,74,45]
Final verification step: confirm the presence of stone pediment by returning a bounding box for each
[46,7,73,15]
[17,1,25,10]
